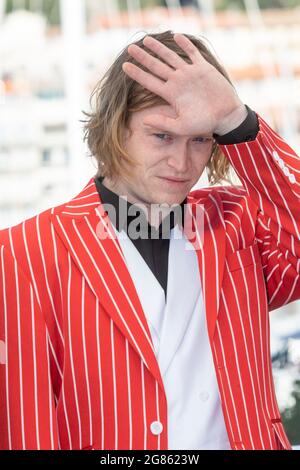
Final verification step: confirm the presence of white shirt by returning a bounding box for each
[112,222,231,450]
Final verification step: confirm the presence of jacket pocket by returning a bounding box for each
[226,243,261,273]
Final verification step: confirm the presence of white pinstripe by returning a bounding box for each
[81,277,93,447]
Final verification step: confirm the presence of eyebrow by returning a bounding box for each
[143,124,168,132]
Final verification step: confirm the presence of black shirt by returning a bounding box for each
[94,175,186,301]
[94,105,259,301]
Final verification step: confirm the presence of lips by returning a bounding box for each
[160,177,188,182]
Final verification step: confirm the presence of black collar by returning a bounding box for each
[94,175,187,239]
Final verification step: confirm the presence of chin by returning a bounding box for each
[156,193,186,206]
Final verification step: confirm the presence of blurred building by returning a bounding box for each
[0,5,300,229]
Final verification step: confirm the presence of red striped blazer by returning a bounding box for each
[0,114,299,450]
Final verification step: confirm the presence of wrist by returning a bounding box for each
[214,104,248,136]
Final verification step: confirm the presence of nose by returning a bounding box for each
[167,143,189,173]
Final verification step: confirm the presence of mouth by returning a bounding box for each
[158,176,189,184]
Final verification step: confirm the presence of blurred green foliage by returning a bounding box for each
[282,379,300,445]
[5,0,60,24]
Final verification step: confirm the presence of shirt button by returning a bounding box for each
[289,173,296,184]
[150,421,163,435]
[278,158,284,169]
[283,166,290,176]
[199,391,210,402]
[272,151,280,161]
[0,340,6,365]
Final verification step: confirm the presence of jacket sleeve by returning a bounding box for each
[0,243,59,449]
[219,113,300,311]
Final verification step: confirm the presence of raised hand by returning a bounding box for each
[122,33,247,137]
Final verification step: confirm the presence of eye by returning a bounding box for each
[192,137,211,143]
[153,133,170,140]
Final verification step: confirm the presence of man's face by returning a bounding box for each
[104,104,214,206]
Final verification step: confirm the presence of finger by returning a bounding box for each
[173,33,207,66]
[122,62,170,101]
[127,44,174,81]
[142,35,185,70]
[142,114,180,134]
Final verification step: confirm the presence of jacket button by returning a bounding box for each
[272,151,280,161]
[199,391,210,402]
[150,421,163,435]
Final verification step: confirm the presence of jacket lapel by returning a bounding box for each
[50,177,226,389]
[183,190,226,342]
[50,177,163,388]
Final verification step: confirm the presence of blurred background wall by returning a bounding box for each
[0,0,299,446]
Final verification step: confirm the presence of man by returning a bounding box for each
[0,30,299,450]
